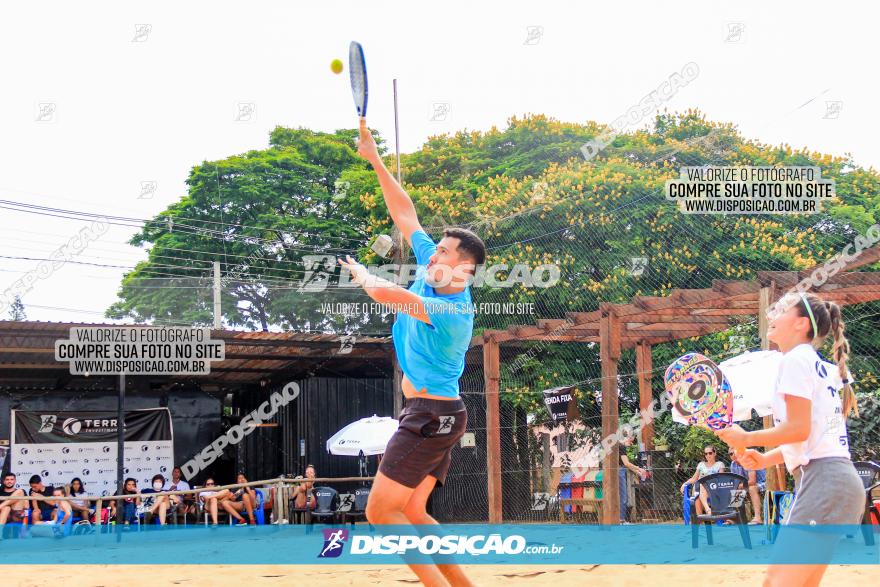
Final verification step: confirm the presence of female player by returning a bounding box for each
[717,292,863,587]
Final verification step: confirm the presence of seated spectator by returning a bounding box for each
[728,447,765,524]
[291,465,317,510]
[220,472,256,525]
[110,478,140,525]
[679,445,725,516]
[164,467,195,519]
[28,475,58,523]
[67,477,93,522]
[198,477,231,525]
[141,474,170,525]
[45,487,72,526]
[26,487,73,539]
[0,472,27,526]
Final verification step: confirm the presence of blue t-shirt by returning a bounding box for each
[391,230,474,398]
[730,461,766,487]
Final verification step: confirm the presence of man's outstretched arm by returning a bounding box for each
[339,256,432,326]
[356,118,423,244]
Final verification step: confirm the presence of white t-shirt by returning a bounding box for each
[164,479,191,493]
[165,479,191,502]
[772,343,850,472]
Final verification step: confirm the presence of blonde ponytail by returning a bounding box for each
[826,301,858,418]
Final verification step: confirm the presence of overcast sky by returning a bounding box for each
[1,0,877,325]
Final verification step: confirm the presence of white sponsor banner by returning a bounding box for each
[10,441,174,496]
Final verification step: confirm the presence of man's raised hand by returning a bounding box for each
[357,118,380,164]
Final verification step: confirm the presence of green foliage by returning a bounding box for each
[107,127,380,330]
[8,295,26,321]
[105,108,880,463]
[679,427,729,465]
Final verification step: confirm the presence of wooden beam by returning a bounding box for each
[469,329,514,348]
[536,319,572,330]
[623,315,732,326]
[564,310,601,325]
[625,319,731,331]
[484,332,503,524]
[636,342,654,451]
[712,279,762,296]
[757,269,880,290]
[600,303,621,525]
[627,289,727,314]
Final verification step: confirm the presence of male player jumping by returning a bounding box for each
[338,118,485,587]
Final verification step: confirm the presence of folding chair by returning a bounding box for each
[690,472,752,549]
[853,461,880,546]
[341,486,370,525]
[309,487,339,525]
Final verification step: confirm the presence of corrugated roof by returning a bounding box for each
[0,321,393,389]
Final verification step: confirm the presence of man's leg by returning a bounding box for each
[749,487,763,522]
[366,472,450,587]
[0,506,9,525]
[618,469,628,522]
[403,475,475,587]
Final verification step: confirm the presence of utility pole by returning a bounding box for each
[115,373,125,525]
[213,261,222,329]
[392,79,405,419]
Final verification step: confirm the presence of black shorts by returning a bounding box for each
[378,397,467,489]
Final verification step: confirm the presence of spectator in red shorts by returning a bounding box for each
[0,473,27,525]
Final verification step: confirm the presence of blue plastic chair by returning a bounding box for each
[253,490,265,525]
[686,480,734,528]
[34,506,75,535]
[61,512,74,536]
[559,473,573,514]
[683,483,692,525]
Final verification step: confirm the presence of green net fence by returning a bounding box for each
[16,111,877,524]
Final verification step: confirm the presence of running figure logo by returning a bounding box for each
[436,416,455,435]
[318,528,349,558]
[38,415,57,433]
[531,492,550,510]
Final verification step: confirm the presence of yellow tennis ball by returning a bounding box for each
[330,59,343,74]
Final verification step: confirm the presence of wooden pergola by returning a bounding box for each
[471,246,880,524]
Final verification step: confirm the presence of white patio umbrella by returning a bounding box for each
[326,414,399,456]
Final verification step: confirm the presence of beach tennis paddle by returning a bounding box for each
[664,352,734,431]
[349,41,368,117]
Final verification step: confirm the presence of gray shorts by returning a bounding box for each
[784,457,864,525]
[773,457,865,564]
